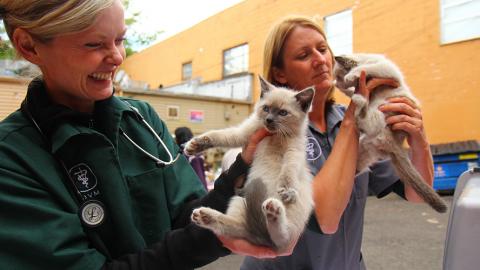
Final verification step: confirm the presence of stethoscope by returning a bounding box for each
[120,103,181,167]
[21,98,181,228]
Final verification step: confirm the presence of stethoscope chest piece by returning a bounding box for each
[79,200,105,227]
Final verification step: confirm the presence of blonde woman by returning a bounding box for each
[0,1,276,269]
[241,15,434,270]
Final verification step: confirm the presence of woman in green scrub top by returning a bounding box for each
[0,1,279,269]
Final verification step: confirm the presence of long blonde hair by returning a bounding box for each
[263,15,335,104]
[1,0,115,45]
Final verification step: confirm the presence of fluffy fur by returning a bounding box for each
[184,77,314,252]
[333,53,447,213]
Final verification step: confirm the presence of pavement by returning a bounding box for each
[198,193,453,270]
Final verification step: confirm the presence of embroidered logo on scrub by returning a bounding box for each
[306,136,322,161]
[69,163,98,193]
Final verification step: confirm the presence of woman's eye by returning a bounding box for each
[85,42,101,48]
[115,38,126,46]
[263,105,269,112]
[297,52,308,59]
[318,47,328,54]
[279,109,288,116]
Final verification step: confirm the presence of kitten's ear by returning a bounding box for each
[259,75,273,98]
[295,86,315,113]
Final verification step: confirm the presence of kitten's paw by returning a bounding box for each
[184,136,212,155]
[345,71,361,86]
[262,198,284,223]
[278,186,298,204]
[352,94,367,108]
[191,207,217,228]
[345,87,356,96]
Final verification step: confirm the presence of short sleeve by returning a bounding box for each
[368,159,401,198]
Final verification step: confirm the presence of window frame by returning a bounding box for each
[182,61,192,81]
[222,43,249,78]
[440,0,480,44]
[324,9,353,56]
[166,105,180,120]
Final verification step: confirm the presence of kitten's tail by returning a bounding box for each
[389,146,448,213]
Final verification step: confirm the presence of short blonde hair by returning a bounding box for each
[263,15,335,104]
[1,0,115,44]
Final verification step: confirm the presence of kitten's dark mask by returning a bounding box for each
[334,55,359,90]
[334,56,358,71]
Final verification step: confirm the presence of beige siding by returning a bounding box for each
[0,77,29,120]
[0,78,251,136]
[121,90,251,135]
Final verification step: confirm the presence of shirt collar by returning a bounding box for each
[308,104,346,135]
[23,77,131,139]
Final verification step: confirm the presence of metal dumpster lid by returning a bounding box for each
[430,140,480,156]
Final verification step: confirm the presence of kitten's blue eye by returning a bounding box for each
[279,109,288,116]
[263,105,269,112]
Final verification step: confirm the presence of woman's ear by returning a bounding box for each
[12,28,42,65]
[272,67,287,85]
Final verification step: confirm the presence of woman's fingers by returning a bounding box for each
[379,96,422,119]
[217,235,277,258]
[241,128,271,165]
[356,70,399,98]
[356,70,368,97]
[379,96,424,138]
[366,78,399,92]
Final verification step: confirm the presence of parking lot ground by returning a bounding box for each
[199,193,453,270]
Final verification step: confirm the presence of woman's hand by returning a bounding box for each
[378,97,427,148]
[356,70,400,98]
[240,128,271,165]
[217,234,297,258]
[378,87,434,201]
[344,70,399,124]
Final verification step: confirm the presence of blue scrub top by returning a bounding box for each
[241,104,400,270]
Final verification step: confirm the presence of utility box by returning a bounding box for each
[430,140,480,191]
[443,168,480,270]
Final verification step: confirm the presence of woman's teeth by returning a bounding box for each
[90,72,112,80]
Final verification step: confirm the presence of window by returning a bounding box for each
[223,44,249,77]
[167,105,179,119]
[324,9,353,55]
[182,62,192,80]
[440,0,480,44]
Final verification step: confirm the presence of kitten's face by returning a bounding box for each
[333,55,359,90]
[257,77,314,136]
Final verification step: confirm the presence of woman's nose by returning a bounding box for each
[312,49,326,67]
[107,46,124,66]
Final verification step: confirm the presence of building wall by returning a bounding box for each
[120,90,251,135]
[121,0,480,144]
[0,77,29,120]
[0,78,251,136]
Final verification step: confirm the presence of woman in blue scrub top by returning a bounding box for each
[241,15,435,270]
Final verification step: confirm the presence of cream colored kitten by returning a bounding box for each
[184,77,314,252]
[334,53,447,213]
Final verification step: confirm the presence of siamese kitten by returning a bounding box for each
[333,53,447,213]
[184,77,314,252]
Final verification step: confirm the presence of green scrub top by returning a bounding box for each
[0,79,206,269]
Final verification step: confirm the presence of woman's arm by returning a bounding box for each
[379,96,434,202]
[311,95,360,234]
[312,71,399,234]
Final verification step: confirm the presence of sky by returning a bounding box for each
[128,0,244,51]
